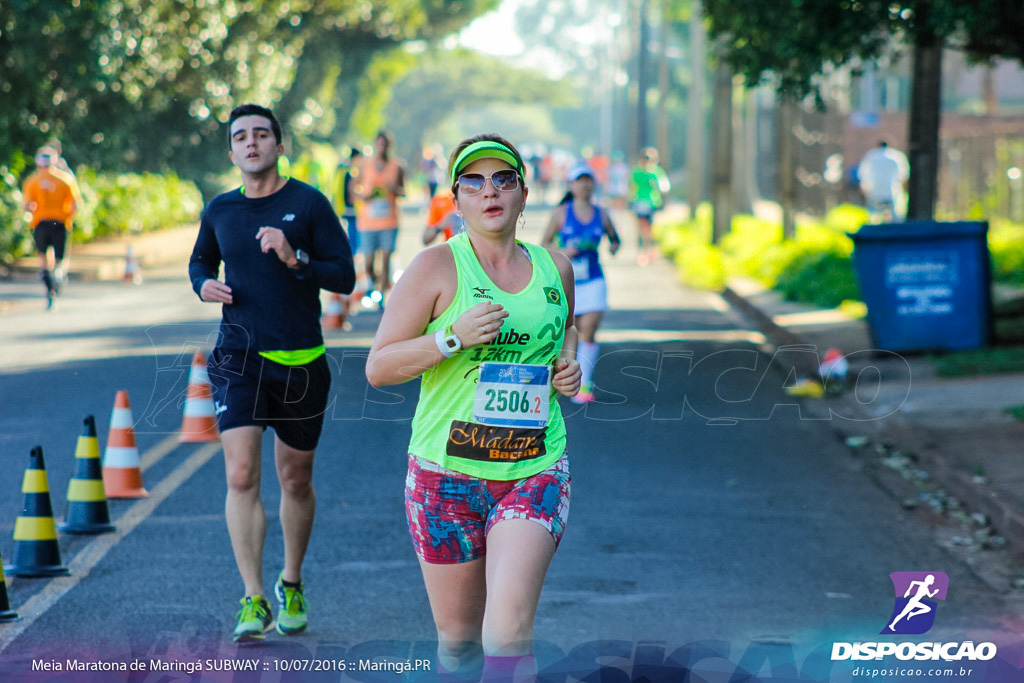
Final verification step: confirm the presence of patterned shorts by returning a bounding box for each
[405,454,571,564]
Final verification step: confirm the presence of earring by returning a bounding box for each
[518,212,526,230]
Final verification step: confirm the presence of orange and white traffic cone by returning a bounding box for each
[179,351,220,443]
[102,390,149,499]
[5,446,70,577]
[322,292,348,330]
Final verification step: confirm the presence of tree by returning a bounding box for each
[383,47,577,159]
[0,0,499,185]
[702,0,1024,221]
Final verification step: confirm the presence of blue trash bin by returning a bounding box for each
[849,221,992,352]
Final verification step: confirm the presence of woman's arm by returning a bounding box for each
[602,209,621,256]
[540,204,566,250]
[365,247,448,387]
[547,250,582,398]
[365,246,509,387]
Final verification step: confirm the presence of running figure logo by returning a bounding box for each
[882,571,949,635]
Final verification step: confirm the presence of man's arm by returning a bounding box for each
[188,213,225,301]
[303,193,356,295]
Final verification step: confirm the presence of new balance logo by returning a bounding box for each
[214,401,228,416]
[283,213,296,222]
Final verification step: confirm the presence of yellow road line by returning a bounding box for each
[139,432,186,472]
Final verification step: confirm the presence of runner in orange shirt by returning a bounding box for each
[355,131,405,309]
[22,146,81,308]
[421,188,464,245]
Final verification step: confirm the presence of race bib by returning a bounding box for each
[474,362,550,429]
[571,256,590,281]
[367,198,391,219]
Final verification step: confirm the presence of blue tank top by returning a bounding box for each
[559,202,605,284]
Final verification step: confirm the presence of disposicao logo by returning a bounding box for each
[831,570,997,663]
[882,571,948,635]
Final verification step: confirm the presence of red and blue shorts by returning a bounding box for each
[405,454,571,564]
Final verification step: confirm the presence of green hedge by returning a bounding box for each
[655,205,1024,310]
[0,168,203,268]
[72,169,203,240]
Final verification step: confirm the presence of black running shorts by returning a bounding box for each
[33,220,68,261]
[207,347,331,451]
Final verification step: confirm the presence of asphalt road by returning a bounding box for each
[0,208,1021,681]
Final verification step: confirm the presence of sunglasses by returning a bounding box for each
[456,170,521,195]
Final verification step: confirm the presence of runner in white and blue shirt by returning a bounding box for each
[541,162,621,403]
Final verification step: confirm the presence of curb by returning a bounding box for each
[720,285,819,377]
[9,224,200,283]
[723,282,1024,560]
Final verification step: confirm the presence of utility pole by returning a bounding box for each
[635,0,650,157]
[906,31,941,221]
[686,0,707,211]
[777,96,797,240]
[710,58,733,244]
[656,1,671,169]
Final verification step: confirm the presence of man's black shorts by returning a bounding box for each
[33,220,68,261]
[207,348,331,451]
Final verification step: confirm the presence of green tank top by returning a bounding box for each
[409,232,569,480]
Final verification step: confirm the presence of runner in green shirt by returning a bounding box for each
[366,134,581,682]
[630,146,671,265]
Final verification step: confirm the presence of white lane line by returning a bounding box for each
[0,440,223,653]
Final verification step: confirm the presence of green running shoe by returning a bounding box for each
[274,572,308,635]
[232,595,274,642]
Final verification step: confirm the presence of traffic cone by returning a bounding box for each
[5,446,70,577]
[102,390,149,498]
[818,347,849,383]
[59,415,115,534]
[179,351,220,443]
[0,549,19,622]
[322,292,348,330]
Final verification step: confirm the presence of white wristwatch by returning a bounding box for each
[436,325,462,358]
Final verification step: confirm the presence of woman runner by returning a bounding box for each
[541,162,621,403]
[366,134,581,682]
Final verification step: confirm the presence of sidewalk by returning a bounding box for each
[1,224,201,312]
[724,276,1024,563]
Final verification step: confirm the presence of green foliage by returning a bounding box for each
[352,49,419,142]
[657,205,1024,314]
[654,203,861,307]
[1,165,202,266]
[704,0,1024,101]
[0,0,499,188]
[386,48,579,158]
[1006,404,1024,423]
[988,220,1024,287]
[931,347,1024,378]
[72,170,204,240]
[0,179,31,270]
[774,250,861,309]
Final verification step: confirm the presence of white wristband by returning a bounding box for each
[435,329,455,358]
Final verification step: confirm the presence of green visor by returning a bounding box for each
[450,141,525,185]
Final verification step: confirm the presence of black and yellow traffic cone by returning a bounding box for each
[58,415,115,534]
[4,446,70,577]
[0,550,19,622]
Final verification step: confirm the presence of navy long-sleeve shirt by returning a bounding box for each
[189,179,355,353]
